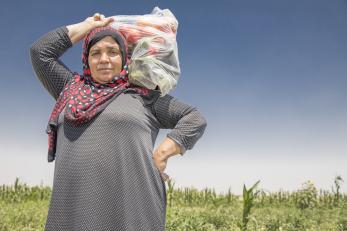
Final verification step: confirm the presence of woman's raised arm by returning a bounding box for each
[30,27,74,100]
[29,13,114,100]
[66,13,114,44]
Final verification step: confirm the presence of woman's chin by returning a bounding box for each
[95,74,114,83]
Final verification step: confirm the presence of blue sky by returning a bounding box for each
[0,0,346,194]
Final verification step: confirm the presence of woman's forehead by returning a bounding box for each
[89,36,120,50]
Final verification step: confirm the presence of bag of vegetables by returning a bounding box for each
[111,7,180,96]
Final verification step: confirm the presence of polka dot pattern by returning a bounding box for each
[30,26,207,230]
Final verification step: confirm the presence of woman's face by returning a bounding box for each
[88,36,123,84]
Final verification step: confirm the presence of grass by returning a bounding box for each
[0,177,346,230]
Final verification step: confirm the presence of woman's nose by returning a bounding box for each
[99,52,109,63]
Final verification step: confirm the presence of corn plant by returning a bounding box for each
[294,180,318,210]
[237,180,260,231]
[166,179,175,207]
[332,175,344,206]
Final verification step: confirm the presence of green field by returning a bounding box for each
[1,178,346,231]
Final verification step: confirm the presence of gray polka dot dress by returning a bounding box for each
[29,27,207,231]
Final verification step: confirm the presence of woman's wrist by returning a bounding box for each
[162,137,181,158]
[66,13,115,45]
[66,21,94,45]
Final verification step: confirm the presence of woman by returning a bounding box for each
[30,13,207,231]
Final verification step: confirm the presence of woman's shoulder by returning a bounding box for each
[125,86,181,109]
[124,88,160,106]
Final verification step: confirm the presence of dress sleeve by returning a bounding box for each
[29,26,74,100]
[153,94,207,155]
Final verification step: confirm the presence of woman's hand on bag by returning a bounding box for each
[67,13,114,45]
[84,13,114,29]
[152,137,182,181]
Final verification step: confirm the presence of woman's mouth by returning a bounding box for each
[98,69,113,74]
[98,68,112,71]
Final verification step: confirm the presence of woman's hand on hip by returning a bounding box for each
[66,13,114,45]
[152,137,182,181]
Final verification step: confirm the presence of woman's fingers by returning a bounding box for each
[160,172,170,181]
[93,13,101,20]
[92,13,105,21]
[106,17,114,24]
[100,17,114,26]
[92,13,114,26]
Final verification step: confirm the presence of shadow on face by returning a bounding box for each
[88,36,123,84]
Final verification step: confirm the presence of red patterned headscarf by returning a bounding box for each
[45,26,149,162]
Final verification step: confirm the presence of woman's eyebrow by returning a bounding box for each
[107,46,120,50]
[89,48,100,52]
[90,46,120,52]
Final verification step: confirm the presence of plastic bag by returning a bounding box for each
[111,7,180,96]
